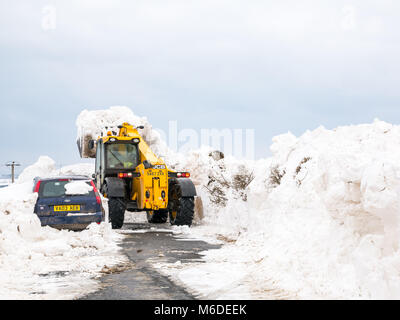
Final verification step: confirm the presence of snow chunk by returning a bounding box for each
[76,106,171,160]
[64,181,93,195]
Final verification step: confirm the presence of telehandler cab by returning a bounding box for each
[78,122,196,229]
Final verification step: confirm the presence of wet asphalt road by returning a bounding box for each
[82,222,220,300]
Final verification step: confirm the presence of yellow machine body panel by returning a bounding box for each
[132,164,169,211]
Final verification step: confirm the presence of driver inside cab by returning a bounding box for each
[107,144,138,169]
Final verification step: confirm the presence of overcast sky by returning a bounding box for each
[1,0,400,175]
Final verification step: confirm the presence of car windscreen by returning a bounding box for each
[38,180,95,198]
[106,143,139,169]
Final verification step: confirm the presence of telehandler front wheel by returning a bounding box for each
[147,210,168,224]
[168,181,195,227]
[168,179,196,227]
[108,197,126,229]
[169,197,195,226]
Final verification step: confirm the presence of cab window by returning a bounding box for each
[106,143,139,169]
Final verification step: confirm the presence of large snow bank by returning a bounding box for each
[17,156,95,183]
[59,163,95,177]
[17,156,57,183]
[0,157,125,299]
[170,120,400,299]
[137,118,400,299]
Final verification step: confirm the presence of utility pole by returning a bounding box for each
[5,161,21,183]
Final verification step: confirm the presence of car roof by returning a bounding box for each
[34,175,91,182]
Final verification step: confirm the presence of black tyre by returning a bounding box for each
[108,198,126,229]
[147,210,169,224]
[168,183,194,226]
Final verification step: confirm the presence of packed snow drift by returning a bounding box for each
[173,120,400,299]
[0,157,126,299]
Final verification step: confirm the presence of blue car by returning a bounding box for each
[33,176,105,230]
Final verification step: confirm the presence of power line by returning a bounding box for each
[5,161,21,183]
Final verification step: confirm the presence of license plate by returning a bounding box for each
[54,205,81,212]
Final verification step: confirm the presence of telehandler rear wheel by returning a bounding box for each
[168,183,194,226]
[147,210,168,224]
[108,197,126,229]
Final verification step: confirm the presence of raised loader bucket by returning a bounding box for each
[77,133,97,159]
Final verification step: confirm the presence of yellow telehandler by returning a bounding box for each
[77,122,196,229]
